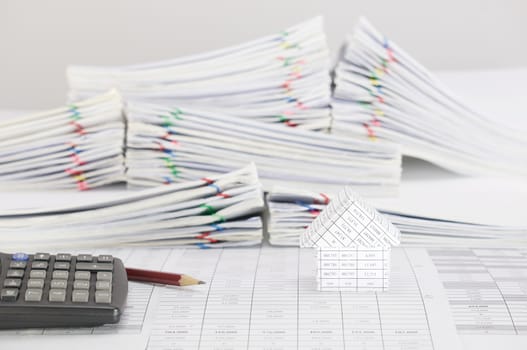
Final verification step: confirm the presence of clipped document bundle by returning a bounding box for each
[267,187,331,246]
[125,101,401,196]
[0,90,124,190]
[0,165,264,251]
[267,186,527,247]
[68,17,332,131]
[332,17,527,176]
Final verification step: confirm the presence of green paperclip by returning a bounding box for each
[200,204,216,215]
[162,157,179,178]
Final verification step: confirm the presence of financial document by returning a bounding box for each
[428,248,527,350]
[0,246,463,350]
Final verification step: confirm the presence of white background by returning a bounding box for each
[1,0,526,109]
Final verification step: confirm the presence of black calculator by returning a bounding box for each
[0,252,128,329]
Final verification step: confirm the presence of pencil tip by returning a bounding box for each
[198,281,206,284]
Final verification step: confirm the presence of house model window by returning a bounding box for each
[300,186,400,292]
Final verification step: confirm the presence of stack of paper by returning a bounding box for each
[0,165,264,251]
[0,90,124,190]
[125,101,401,196]
[267,187,330,246]
[332,17,527,176]
[67,17,332,130]
[267,186,527,247]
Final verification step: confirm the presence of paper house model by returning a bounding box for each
[300,186,400,292]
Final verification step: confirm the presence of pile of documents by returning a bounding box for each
[125,101,401,196]
[68,17,332,130]
[0,90,124,190]
[267,186,527,247]
[331,17,527,176]
[0,165,264,251]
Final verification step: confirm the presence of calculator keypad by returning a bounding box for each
[25,288,43,302]
[34,253,50,261]
[54,262,70,270]
[29,270,46,279]
[27,279,44,289]
[32,261,48,269]
[49,289,66,302]
[75,271,90,280]
[0,253,115,304]
[3,279,21,288]
[73,280,90,290]
[7,270,24,278]
[97,272,113,281]
[0,251,127,329]
[72,290,89,303]
[55,254,71,262]
[1,288,18,302]
[10,261,27,269]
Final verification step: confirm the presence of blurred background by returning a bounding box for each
[1,0,526,109]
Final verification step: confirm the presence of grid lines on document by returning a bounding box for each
[147,248,224,349]
[317,248,389,291]
[92,248,173,335]
[313,200,382,248]
[429,248,527,335]
[146,247,436,350]
[343,248,433,350]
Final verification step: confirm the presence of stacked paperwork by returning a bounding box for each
[68,17,332,131]
[332,17,527,176]
[0,90,124,190]
[125,101,401,196]
[267,186,527,247]
[0,165,264,251]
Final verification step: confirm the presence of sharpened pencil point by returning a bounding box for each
[198,281,206,284]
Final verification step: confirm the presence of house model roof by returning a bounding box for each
[300,186,400,249]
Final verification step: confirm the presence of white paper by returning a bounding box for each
[0,246,464,350]
[332,17,527,177]
[428,247,527,335]
[300,186,400,291]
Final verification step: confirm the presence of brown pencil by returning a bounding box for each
[126,267,205,286]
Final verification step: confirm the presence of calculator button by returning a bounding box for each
[97,255,113,263]
[76,254,93,262]
[76,263,113,271]
[52,270,69,280]
[72,290,89,303]
[96,281,111,290]
[7,269,24,278]
[1,288,19,302]
[34,253,50,261]
[49,289,66,302]
[97,272,113,281]
[54,262,70,270]
[29,270,46,279]
[50,280,67,289]
[75,271,91,280]
[55,253,72,262]
[12,253,29,261]
[95,291,111,303]
[3,279,22,288]
[9,261,27,269]
[73,280,90,290]
[27,279,45,289]
[32,261,48,269]
[25,288,43,302]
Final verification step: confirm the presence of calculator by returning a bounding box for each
[0,252,128,329]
